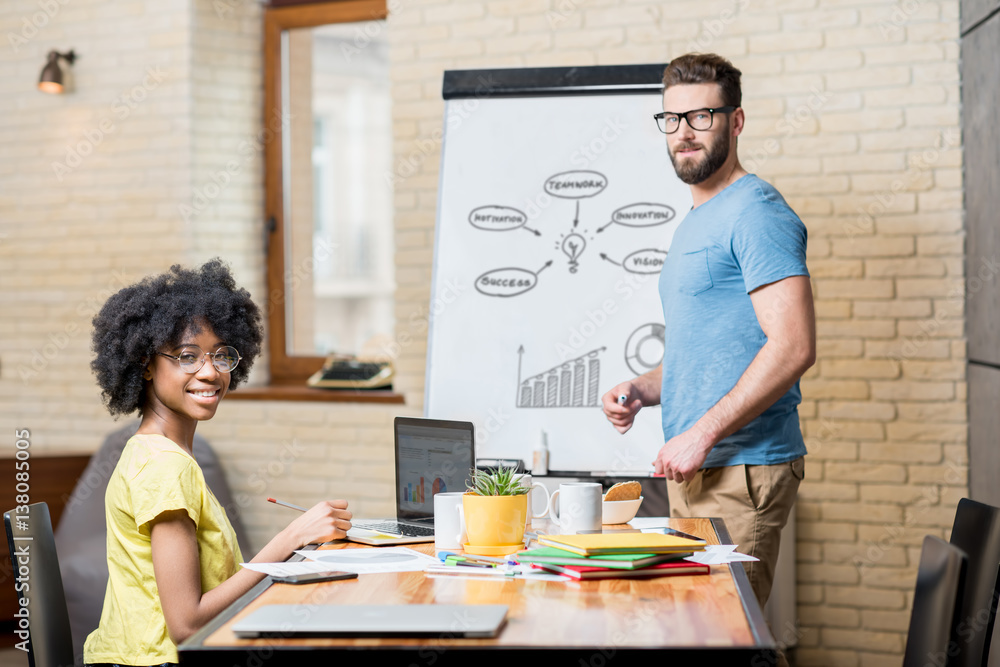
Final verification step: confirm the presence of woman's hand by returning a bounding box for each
[284,500,353,548]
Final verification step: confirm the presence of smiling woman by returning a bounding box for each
[83,259,354,667]
[90,259,262,418]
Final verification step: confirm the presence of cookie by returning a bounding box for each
[604,480,641,502]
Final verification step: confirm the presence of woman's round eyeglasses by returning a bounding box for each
[157,345,241,374]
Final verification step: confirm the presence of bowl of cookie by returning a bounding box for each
[602,481,643,524]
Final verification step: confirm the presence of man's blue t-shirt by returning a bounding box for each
[658,174,809,468]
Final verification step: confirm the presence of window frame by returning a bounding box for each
[260,0,396,395]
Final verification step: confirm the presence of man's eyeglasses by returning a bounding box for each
[157,345,242,374]
[653,106,737,134]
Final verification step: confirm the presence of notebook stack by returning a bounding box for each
[515,532,710,580]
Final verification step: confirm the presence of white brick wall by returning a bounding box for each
[0,0,193,450]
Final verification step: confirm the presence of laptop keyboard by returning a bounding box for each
[354,521,435,537]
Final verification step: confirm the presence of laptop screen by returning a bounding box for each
[394,417,475,522]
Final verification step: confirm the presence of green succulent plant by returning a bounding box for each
[466,465,530,496]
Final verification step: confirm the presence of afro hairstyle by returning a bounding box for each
[91,258,263,417]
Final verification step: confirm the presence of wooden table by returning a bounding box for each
[178,517,777,666]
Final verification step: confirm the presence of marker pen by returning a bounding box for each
[618,394,627,405]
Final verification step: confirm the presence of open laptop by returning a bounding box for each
[346,417,475,546]
[231,604,508,638]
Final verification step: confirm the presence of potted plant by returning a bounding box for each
[462,466,530,553]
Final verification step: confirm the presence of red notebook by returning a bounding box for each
[532,560,710,580]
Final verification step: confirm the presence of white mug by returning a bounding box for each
[548,482,602,534]
[433,492,467,550]
[514,473,550,525]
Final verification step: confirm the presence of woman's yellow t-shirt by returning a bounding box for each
[84,434,243,664]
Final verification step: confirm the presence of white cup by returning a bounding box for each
[514,473,550,525]
[548,482,602,534]
[433,492,467,550]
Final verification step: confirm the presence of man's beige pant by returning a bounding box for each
[667,457,804,608]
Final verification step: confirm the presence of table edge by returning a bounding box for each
[710,517,774,648]
[181,544,320,648]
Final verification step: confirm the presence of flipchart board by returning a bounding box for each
[424,65,692,476]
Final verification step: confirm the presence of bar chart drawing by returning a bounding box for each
[516,345,606,408]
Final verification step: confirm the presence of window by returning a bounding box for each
[262,1,395,391]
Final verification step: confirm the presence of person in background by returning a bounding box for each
[84,259,352,666]
[602,53,815,610]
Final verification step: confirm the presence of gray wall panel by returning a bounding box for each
[962,11,1000,366]
[968,363,1000,506]
[962,0,1000,33]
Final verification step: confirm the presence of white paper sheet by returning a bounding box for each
[293,546,439,574]
[684,544,759,565]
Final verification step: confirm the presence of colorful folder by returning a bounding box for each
[537,532,706,557]
[530,560,710,580]
[514,547,691,570]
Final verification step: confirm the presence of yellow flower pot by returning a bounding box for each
[462,492,527,547]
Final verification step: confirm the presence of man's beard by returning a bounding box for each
[668,131,731,185]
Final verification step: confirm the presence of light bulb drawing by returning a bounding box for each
[561,232,586,273]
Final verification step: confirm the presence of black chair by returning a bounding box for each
[4,502,75,667]
[903,535,968,667]
[949,498,1000,667]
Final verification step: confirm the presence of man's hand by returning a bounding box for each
[601,382,644,434]
[653,426,714,483]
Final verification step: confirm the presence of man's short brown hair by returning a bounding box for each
[662,53,742,108]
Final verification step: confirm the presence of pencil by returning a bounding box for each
[267,497,307,512]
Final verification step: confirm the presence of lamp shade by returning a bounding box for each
[38,49,75,94]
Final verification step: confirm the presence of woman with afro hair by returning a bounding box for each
[84,259,352,666]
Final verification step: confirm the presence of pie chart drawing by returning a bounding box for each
[432,478,447,494]
[625,323,665,376]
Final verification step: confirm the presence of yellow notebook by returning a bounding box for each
[538,532,706,556]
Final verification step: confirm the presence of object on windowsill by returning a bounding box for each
[306,355,394,390]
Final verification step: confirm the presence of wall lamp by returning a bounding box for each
[38,49,76,94]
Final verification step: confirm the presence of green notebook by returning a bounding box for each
[514,547,692,570]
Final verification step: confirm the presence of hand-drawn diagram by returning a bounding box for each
[516,345,605,408]
[625,323,665,376]
[558,229,588,274]
[469,171,675,297]
[600,248,667,274]
[475,262,551,297]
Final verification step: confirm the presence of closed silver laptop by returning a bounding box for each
[231,604,508,638]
